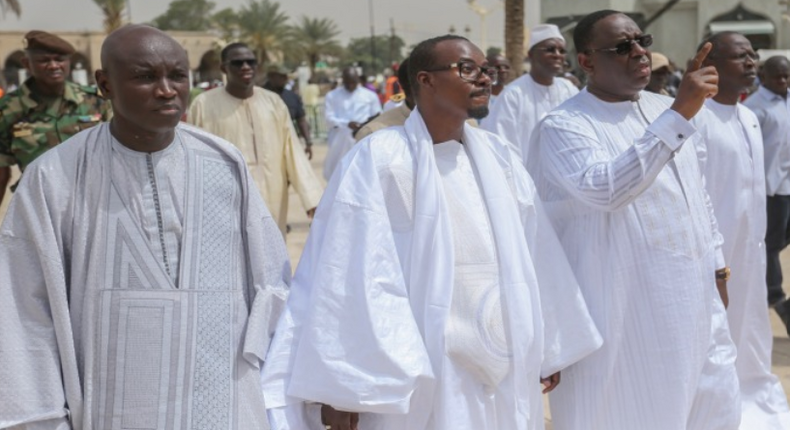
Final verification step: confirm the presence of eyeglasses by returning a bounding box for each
[537,46,568,55]
[424,60,498,84]
[225,59,258,68]
[588,34,653,56]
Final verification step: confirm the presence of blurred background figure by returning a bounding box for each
[646,52,674,96]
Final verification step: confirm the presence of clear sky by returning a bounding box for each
[0,0,512,50]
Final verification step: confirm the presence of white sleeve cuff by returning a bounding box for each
[646,109,697,152]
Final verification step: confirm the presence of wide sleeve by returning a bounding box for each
[278,100,323,212]
[261,144,433,416]
[241,164,292,368]
[536,109,696,211]
[324,92,344,129]
[0,167,76,429]
[511,167,602,377]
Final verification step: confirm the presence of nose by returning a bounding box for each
[154,78,177,99]
[631,40,648,57]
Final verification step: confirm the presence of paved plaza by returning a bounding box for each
[1,141,788,427]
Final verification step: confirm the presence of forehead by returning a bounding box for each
[715,33,753,53]
[118,40,188,71]
[765,60,790,76]
[434,39,485,63]
[27,50,68,59]
[592,13,642,42]
[534,38,565,49]
[226,46,255,59]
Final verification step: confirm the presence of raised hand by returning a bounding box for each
[670,42,719,120]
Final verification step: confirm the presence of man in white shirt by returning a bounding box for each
[744,56,790,333]
[527,10,740,430]
[0,25,290,429]
[699,32,790,430]
[322,67,381,180]
[261,34,601,430]
[189,43,324,236]
[482,24,579,162]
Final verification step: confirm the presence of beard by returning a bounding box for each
[467,106,489,120]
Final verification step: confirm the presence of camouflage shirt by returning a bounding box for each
[0,78,111,171]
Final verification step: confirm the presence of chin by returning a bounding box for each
[468,106,490,120]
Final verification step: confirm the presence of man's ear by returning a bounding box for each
[416,71,433,92]
[95,69,111,98]
[577,52,594,76]
[220,63,228,75]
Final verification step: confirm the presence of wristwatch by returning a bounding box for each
[715,267,731,282]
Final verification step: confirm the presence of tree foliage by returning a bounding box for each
[151,0,216,31]
[345,35,405,75]
[93,0,127,33]
[236,0,291,66]
[212,7,240,42]
[0,0,20,18]
[290,16,343,72]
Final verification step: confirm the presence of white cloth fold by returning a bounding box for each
[262,108,601,430]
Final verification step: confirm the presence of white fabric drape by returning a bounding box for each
[261,109,601,430]
[323,86,381,180]
[698,100,790,429]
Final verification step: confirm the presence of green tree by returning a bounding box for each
[212,7,240,42]
[346,34,405,75]
[93,0,126,33]
[151,0,215,31]
[290,16,343,74]
[236,0,291,66]
[0,0,20,17]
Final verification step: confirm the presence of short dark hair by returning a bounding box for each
[697,31,742,58]
[397,57,411,97]
[408,34,469,96]
[221,42,250,62]
[573,9,622,54]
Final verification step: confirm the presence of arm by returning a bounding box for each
[0,166,9,206]
[324,92,346,129]
[280,105,323,216]
[296,117,313,159]
[539,109,694,211]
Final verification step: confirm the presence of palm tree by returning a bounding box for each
[504,0,524,80]
[290,16,342,74]
[236,0,291,67]
[93,0,126,33]
[0,0,21,17]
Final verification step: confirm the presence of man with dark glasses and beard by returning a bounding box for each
[261,34,601,430]
[526,10,741,430]
[189,42,323,237]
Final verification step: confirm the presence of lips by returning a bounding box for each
[155,104,181,115]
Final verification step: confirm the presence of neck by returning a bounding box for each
[587,83,639,102]
[225,83,254,99]
[713,87,741,105]
[420,105,465,143]
[530,69,555,86]
[110,119,175,153]
[30,79,65,98]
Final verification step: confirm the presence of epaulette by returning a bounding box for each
[390,93,405,103]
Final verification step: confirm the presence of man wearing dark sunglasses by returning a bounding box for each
[262,34,601,430]
[526,10,740,430]
[189,42,323,237]
[696,32,790,429]
[482,24,578,162]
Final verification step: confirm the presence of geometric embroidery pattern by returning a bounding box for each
[191,291,232,429]
[198,159,237,290]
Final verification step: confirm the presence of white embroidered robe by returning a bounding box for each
[0,123,290,430]
[527,89,741,430]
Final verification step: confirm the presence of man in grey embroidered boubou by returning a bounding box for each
[0,25,290,430]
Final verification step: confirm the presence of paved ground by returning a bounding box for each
[1,142,789,427]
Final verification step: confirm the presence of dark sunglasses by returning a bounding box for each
[226,59,258,68]
[537,46,567,55]
[588,34,653,56]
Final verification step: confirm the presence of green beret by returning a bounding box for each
[23,31,75,55]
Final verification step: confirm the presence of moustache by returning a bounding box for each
[470,89,491,98]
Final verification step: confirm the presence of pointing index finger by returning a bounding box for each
[689,42,712,73]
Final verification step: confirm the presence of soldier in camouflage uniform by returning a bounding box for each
[0,30,111,205]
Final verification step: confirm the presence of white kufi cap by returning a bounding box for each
[528,24,564,51]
